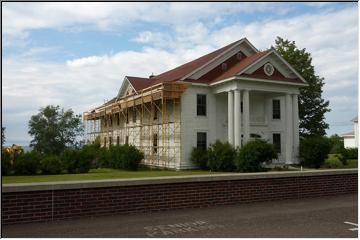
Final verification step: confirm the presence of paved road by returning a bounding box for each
[2,194,358,238]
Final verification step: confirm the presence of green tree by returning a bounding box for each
[28,105,83,155]
[274,37,330,137]
[2,127,5,146]
[329,134,344,154]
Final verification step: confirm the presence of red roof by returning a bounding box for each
[210,50,270,83]
[150,39,241,85]
[121,39,304,93]
[127,76,155,92]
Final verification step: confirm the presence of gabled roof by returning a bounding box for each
[114,38,307,99]
[150,39,242,85]
[127,76,155,92]
[210,50,270,83]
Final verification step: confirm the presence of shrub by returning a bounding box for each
[341,148,358,160]
[109,145,124,169]
[40,155,63,174]
[236,139,277,172]
[323,155,343,168]
[61,148,92,174]
[82,143,101,168]
[190,147,209,169]
[207,140,236,171]
[118,144,144,171]
[329,134,344,154]
[13,151,41,175]
[98,147,112,168]
[1,150,12,175]
[299,136,331,168]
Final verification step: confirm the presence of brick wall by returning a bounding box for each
[2,172,357,225]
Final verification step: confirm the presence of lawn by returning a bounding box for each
[2,168,221,184]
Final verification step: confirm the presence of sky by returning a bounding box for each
[2,2,359,146]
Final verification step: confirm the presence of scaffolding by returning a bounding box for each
[83,81,189,169]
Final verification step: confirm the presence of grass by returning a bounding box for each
[2,168,222,184]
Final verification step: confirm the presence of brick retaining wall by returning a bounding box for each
[2,170,357,225]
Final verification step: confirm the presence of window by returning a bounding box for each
[116,136,120,146]
[153,107,158,120]
[104,137,107,147]
[272,99,281,119]
[153,134,158,154]
[221,63,227,71]
[273,133,281,154]
[133,108,137,123]
[109,136,112,146]
[125,136,129,145]
[197,132,207,150]
[126,110,129,124]
[241,101,243,113]
[197,94,207,116]
[116,114,120,126]
[109,116,113,127]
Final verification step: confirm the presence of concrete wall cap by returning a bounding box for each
[2,169,357,193]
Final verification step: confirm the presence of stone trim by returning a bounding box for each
[3,169,357,193]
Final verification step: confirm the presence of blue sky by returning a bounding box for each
[2,2,358,146]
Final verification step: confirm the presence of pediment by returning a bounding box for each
[117,77,136,99]
[239,50,307,84]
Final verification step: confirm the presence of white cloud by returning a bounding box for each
[2,3,358,143]
[3,2,298,46]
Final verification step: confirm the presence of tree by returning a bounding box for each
[28,105,83,154]
[328,134,344,154]
[2,127,5,146]
[274,37,330,137]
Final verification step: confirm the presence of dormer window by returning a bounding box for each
[236,52,243,60]
[221,63,227,71]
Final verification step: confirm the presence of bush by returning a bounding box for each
[118,144,144,171]
[329,134,344,154]
[107,144,144,170]
[323,155,343,168]
[190,147,209,169]
[299,136,331,168]
[61,148,92,174]
[1,150,12,175]
[82,143,101,168]
[341,148,358,160]
[236,139,277,172]
[98,147,112,168]
[13,151,41,175]
[40,155,63,174]
[207,140,236,171]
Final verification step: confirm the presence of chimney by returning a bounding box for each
[149,73,155,78]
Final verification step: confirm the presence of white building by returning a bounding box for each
[84,38,308,169]
[341,117,358,149]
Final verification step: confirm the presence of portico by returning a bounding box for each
[213,77,301,164]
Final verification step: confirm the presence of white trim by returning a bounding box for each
[236,49,308,85]
[117,77,138,99]
[264,63,275,76]
[239,77,308,86]
[271,50,307,84]
[188,82,209,87]
[209,76,307,87]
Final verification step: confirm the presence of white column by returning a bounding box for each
[292,94,300,163]
[234,89,241,148]
[243,89,250,143]
[228,90,234,145]
[285,93,293,164]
